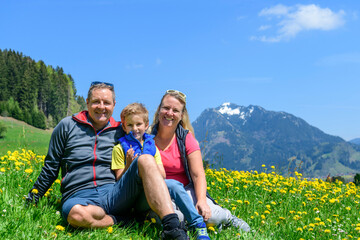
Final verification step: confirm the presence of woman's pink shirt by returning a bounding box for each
[157,133,200,186]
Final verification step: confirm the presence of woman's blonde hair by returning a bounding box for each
[150,90,195,136]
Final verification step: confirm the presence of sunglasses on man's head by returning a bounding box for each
[166,89,186,102]
[91,81,114,88]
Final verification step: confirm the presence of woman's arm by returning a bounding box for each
[188,150,212,221]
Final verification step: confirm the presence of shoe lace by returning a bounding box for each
[195,227,208,237]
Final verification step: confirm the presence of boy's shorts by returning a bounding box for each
[61,157,149,222]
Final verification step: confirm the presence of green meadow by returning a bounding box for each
[0,117,52,156]
[0,118,360,239]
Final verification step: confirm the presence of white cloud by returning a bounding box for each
[125,63,144,69]
[259,25,271,31]
[156,58,162,66]
[253,4,346,42]
[315,52,360,66]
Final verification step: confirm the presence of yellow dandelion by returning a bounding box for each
[25,168,33,174]
[324,229,331,233]
[261,215,266,219]
[208,226,215,232]
[55,179,61,184]
[0,167,5,172]
[297,227,303,232]
[151,218,156,224]
[308,228,313,231]
[262,164,266,167]
[55,225,65,231]
[271,166,275,169]
[244,200,250,205]
[346,206,351,211]
[107,226,113,233]
[31,189,39,194]
[279,217,285,220]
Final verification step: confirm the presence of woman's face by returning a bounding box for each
[158,95,184,129]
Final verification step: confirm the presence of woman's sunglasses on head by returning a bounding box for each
[166,89,186,102]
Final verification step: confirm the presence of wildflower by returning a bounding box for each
[261,215,266,219]
[308,228,313,231]
[271,166,275,169]
[315,217,321,222]
[25,168,33,174]
[244,200,249,205]
[0,168,5,172]
[55,225,65,231]
[31,189,39,194]
[297,227,303,232]
[208,226,215,232]
[55,179,61,184]
[324,229,331,233]
[262,164,266,167]
[237,200,243,204]
[346,207,351,211]
[279,217,285,220]
[107,226,113,233]
[151,218,156,224]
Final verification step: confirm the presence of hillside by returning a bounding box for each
[0,49,86,129]
[0,116,52,155]
[193,103,360,178]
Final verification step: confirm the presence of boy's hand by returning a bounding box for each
[125,146,138,165]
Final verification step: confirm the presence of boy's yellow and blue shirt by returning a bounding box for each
[111,143,162,170]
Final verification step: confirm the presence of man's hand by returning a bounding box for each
[25,190,40,206]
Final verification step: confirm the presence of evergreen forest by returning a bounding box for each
[0,49,86,129]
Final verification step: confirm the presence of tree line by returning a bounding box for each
[0,49,86,129]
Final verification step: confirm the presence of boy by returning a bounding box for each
[112,103,210,240]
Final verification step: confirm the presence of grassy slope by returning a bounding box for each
[0,117,52,156]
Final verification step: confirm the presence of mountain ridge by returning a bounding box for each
[193,103,360,178]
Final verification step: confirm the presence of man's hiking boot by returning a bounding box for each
[161,221,189,240]
[229,214,250,232]
[193,222,210,240]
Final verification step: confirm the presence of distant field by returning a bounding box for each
[0,117,52,156]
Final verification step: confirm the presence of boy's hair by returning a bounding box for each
[121,103,149,124]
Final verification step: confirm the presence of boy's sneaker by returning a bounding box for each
[161,221,190,240]
[229,215,250,232]
[193,222,211,240]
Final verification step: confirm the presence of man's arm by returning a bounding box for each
[27,120,67,204]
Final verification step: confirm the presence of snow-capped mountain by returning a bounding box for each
[192,103,360,178]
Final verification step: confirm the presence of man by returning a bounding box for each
[27,82,189,240]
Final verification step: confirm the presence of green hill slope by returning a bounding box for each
[0,116,52,155]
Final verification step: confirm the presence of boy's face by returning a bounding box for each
[123,114,148,142]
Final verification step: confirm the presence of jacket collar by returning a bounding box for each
[72,111,121,128]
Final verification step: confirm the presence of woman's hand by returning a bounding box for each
[196,199,211,221]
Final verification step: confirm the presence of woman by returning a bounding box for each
[150,90,250,232]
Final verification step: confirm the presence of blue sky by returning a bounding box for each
[1,0,359,140]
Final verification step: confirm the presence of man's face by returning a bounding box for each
[86,88,115,130]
